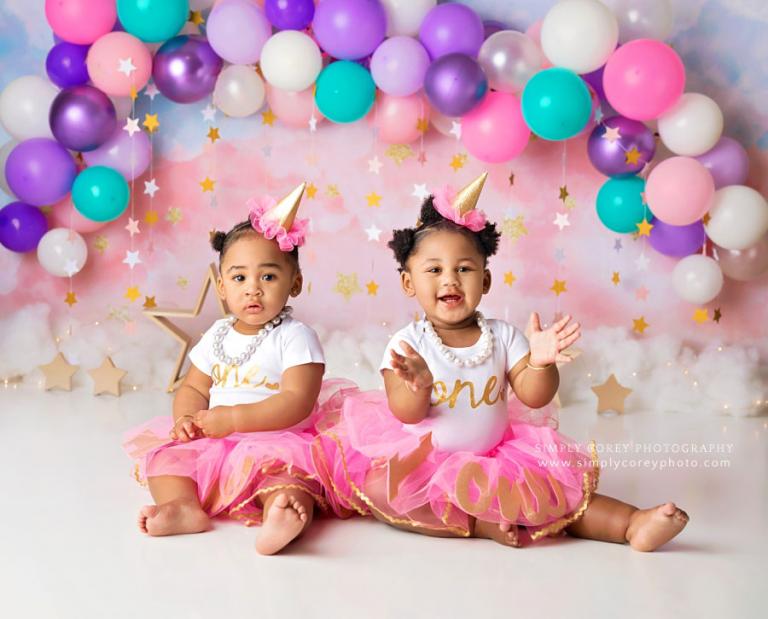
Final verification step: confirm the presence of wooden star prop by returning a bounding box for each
[39,352,78,391]
[88,356,127,396]
[702,212,711,226]
[591,374,633,414]
[144,263,229,392]
[143,113,159,133]
[551,279,567,296]
[64,291,77,307]
[636,218,654,237]
[632,316,649,334]
[366,280,379,296]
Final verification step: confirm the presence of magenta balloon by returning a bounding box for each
[694,136,749,189]
[0,201,48,253]
[5,138,77,206]
[370,36,430,96]
[419,3,484,59]
[82,126,151,180]
[587,115,655,177]
[313,0,387,60]
[424,53,488,116]
[49,85,117,152]
[152,35,224,103]
[648,218,706,257]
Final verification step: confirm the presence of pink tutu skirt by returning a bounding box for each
[123,379,357,525]
[312,390,601,544]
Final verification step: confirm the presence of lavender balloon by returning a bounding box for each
[588,115,655,177]
[0,201,48,253]
[694,136,749,189]
[5,138,77,206]
[649,219,706,257]
[46,42,90,88]
[49,85,117,152]
[424,53,488,117]
[153,36,224,104]
[83,126,151,181]
[312,0,387,60]
[419,3,484,59]
[370,36,431,97]
[265,0,315,30]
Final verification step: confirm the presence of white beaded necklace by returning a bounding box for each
[212,306,292,367]
[423,311,493,368]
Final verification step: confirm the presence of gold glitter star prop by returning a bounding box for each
[88,357,127,396]
[261,109,276,125]
[591,374,633,415]
[143,113,159,133]
[559,185,569,201]
[93,235,109,253]
[500,215,528,241]
[64,291,77,307]
[200,177,215,192]
[38,352,78,391]
[306,182,318,199]
[207,126,220,143]
[385,144,413,165]
[166,206,183,224]
[366,192,382,207]
[366,280,379,296]
[625,146,642,165]
[564,195,577,210]
[632,316,649,334]
[636,218,654,237]
[449,153,467,171]
[503,271,516,286]
[693,308,709,324]
[333,273,362,301]
[612,271,621,285]
[143,296,157,310]
[326,184,340,197]
[176,276,189,289]
[551,279,567,296]
[125,286,141,302]
[713,307,722,323]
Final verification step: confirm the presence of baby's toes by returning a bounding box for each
[660,502,677,517]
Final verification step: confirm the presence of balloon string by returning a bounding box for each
[556,141,566,319]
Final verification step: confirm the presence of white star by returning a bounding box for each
[635,252,650,271]
[594,106,604,123]
[367,156,383,175]
[117,57,136,76]
[308,115,318,132]
[412,183,430,201]
[449,121,462,140]
[201,104,216,122]
[144,178,159,198]
[64,259,79,277]
[123,250,142,269]
[553,212,570,231]
[123,117,140,137]
[602,126,622,143]
[125,218,140,236]
[144,82,159,100]
[364,224,382,241]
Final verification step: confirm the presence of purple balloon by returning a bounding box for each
[694,136,749,189]
[46,42,90,88]
[49,85,117,152]
[649,218,706,257]
[419,3,484,60]
[424,53,488,117]
[588,115,656,177]
[265,0,315,30]
[370,36,431,97]
[83,126,152,181]
[0,202,48,253]
[483,20,508,40]
[582,64,606,102]
[312,0,387,60]
[5,139,77,206]
[153,36,224,104]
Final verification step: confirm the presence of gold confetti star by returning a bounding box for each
[500,215,528,241]
[449,153,467,171]
[166,206,182,224]
[326,184,340,197]
[693,308,709,324]
[93,235,108,253]
[559,185,569,201]
[176,276,189,289]
[564,195,577,210]
[611,271,621,285]
[636,218,654,237]
[551,279,567,296]
[207,126,220,143]
[416,117,429,133]
[125,286,141,302]
[713,307,722,323]
[143,113,159,133]
[503,271,516,286]
[306,182,318,199]
[143,296,157,310]
[632,316,649,334]
[200,177,215,192]
[366,191,382,207]
[189,10,205,26]
[64,291,77,307]
[144,209,159,226]
[625,146,642,165]
[261,109,276,125]
[333,273,362,301]
[366,280,379,296]
[385,144,414,165]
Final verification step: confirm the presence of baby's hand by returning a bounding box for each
[169,415,202,442]
[194,406,235,439]
[391,341,434,393]
[526,312,581,367]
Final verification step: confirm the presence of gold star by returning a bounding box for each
[176,276,189,289]
[551,279,567,296]
[366,191,382,207]
[625,146,642,165]
[693,308,709,324]
[129,85,138,101]
[306,182,318,199]
[503,271,516,286]
[261,109,276,125]
[326,184,340,197]
[449,153,467,171]
[564,195,577,210]
[200,177,215,192]
[636,218,654,237]
[143,113,159,133]
[591,374,633,414]
[207,126,220,143]
[189,10,205,26]
[166,206,182,224]
[702,212,711,226]
[38,352,78,391]
[385,144,414,165]
[500,215,528,241]
[366,280,379,296]
[559,185,569,201]
[143,296,157,309]
[611,271,621,285]
[416,117,429,133]
[93,235,109,253]
[508,172,515,186]
[713,307,722,323]
[88,357,127,397]
[144,210,159,226]
[125,286,141,302]
[632,316,649,334]
[333,273,362,301]
[64,291,77,307]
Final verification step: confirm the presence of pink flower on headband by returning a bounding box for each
[431,185,487,232]
[247,196,309,252]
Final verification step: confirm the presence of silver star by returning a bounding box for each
[449,121,462,140]
[635,252,650,271]
[64,258,79,277]
[367,156,383,175]
[602,126,622,143]
[308,115,318,132]
[123,250,142,269]
[117,57,136,76]
[201,104,217,122]
[554,247,566,262]
[412,183,430,201]
[365,224,382,241]
[614,238,623,252]
[123,117,140,137]
[144,178,159,198]
[144,82,159,100]
[553,212,570,231]
[125,218,140,237]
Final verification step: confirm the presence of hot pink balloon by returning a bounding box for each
[82,125,152,180]
[461,91,530,163]
[603,39,685,121]
[265,84,324,129]
[645,157,714,225]
[45,0,117,45]
[87,32,152,97]
[373,93,429,144]
[47,196,107,234]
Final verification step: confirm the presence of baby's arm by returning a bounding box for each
[508,354,560,409]
[382,341,433,424]
[171,365,211,441]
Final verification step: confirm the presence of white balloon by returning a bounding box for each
[673,254,723,304]
[658,93,723,156]
[213,65,266,118]
[705,185,768,250]
[600,0,673,42]
[0,75,58,141]
[430,109,460,137]
[478,31,544,93]
[36,228,87,278]
[541,0,618,73]
[109,95,133,121]
[0,139,19,196]
[260,31,323,92]
[381,0,437,37]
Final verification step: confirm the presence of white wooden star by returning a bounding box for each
[117,57,137,76]
[144,178,159,198]
[367,156,383,174]
[125,218,140,236]
[412,183,430,201]
[365,223,382,241]
[553,212,570,231]
[449,121,462,140]
[201,104,216,122]
[123,250,142,269]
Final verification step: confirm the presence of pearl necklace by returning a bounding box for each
[423,311,493,368]
[212,306,292,367]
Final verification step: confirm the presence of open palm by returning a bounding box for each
[525,312,581,366]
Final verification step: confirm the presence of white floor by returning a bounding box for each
[0,386,765,619]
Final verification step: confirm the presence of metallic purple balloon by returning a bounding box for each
[0,201,48,253]
[649,218,706,257]
[694,136,749,189]
[588,115,656,177]
[153,36,224,104]
[265,0,315,30]
[49,85,117,152]
[46,42,90,88]
[5,138,77,206]
[424,53,488,117]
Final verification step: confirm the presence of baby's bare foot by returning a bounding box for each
[473,519,522,548]
[625,502,689,552]
[256,493,310,555]
[138,499,211,536]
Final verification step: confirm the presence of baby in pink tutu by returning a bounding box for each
[123,183,350,554]
[313,173,689,550]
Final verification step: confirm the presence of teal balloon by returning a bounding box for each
[72,166,130,223]
[315,61,376,124]
[117,0,189,43]
[521,68,592,141]
[596,176,648,233]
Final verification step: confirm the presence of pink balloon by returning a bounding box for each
[373,93,429,144]
[714,235,768,281]
[646,157,715,225]
[525,20,553,69]
[265,84,324,129]
[87,32,152,97]
[47,196,107,234]
[604,39,685,120]
[45,0,117,45]
[461,91,530,163]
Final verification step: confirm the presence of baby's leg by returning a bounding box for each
[255,488,315,555]
[138,475,212,536]
[565,493,689,551]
